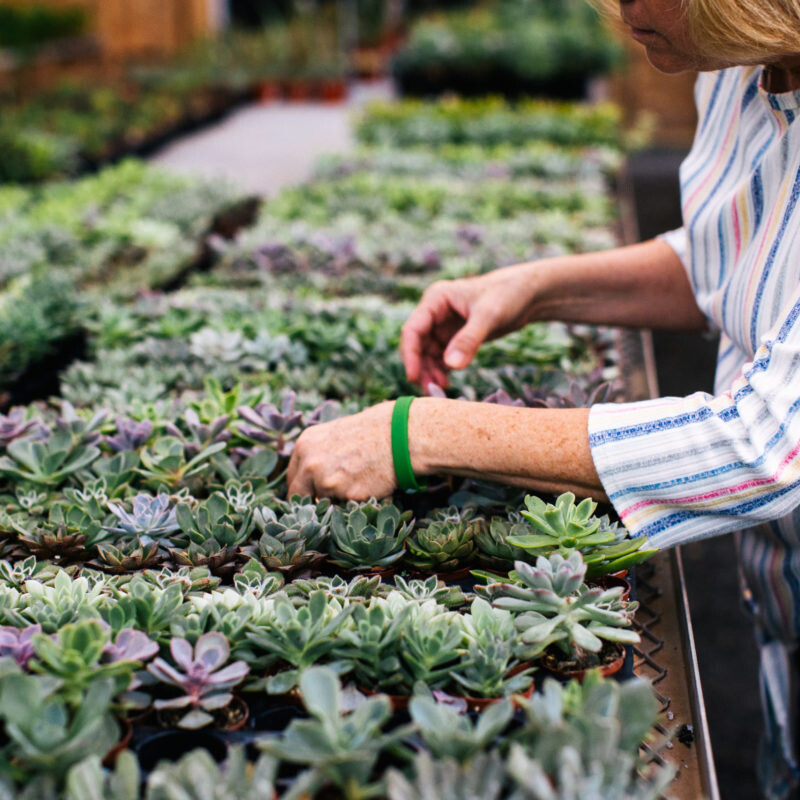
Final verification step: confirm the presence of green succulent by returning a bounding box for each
[476,513,535,568]
[64,751,139,800]
[288,573,383,603]
[0,429,100,488]
[101,576,185,640]
[490,553,640,660]
[258,666,413,800]
[391,575,466,608]
[399,613,463,690]
[92,539,164,573]
[10,504,109,562]
[405,509,482,572]
[247,591,352,693]
[509,493,657,577]
[9,572,104,634]
[334,602,411,691]
[243,532,325,575]
[329,502,412,571]
[137,436,226,490]
[253,502,332,550]
[145,747,277,800]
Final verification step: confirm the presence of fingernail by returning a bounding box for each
[444,348,467,369]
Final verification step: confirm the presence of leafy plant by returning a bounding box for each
[405,508,482,572]
[329,502,412,571]
[247,591,352,693]
[147,632,249,728]
[490,554,640,660]
[258,666,413,800]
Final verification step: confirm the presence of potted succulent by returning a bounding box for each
[490,553,640,680]
[147,632,250,730]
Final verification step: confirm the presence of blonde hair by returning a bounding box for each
[592,0,800,63]
[690,0,800,62]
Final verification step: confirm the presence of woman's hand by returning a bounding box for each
[287,402,396,500]
[400,264,541,390]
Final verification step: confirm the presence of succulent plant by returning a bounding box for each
[258,666,414,800]
[490,554,640,660]
[137,436,226,490]
[334,602,411,691]
[243,533,325,576]
[410,691,513,762]
[0,623,40,667]
[92,539,165,573]
[288,573,383,603]
[147,632,249,728]
[12,504,108,562]
[247,591,352,694]
[392,575,466,608]
[105,417,153,452]
[101,577,185,640]
[476,513,535,568]
[0,408,43,448]
[63,750,140,800]
[237,391,304,457]
[329,501,413,571]
[453,637,535,700]
[104,493,180,544]
[406,508,483,572]
[510,493,656,577]
[0,670,119,780]
[165,408,231,460]
[145,746,277,800]
[386,750,507,800]
[28,620,144,708]
[399,613,463,690]
[0,429,100,487]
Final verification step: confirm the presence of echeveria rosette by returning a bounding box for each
[104,493,180,544]
[0,624,41,667]
[148,633,250,729]
[106,417,153,452]
[0,408,44,448]
[236,391,304,457]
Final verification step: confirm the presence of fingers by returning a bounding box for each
[401,282,467,385]
[443,314,493,370]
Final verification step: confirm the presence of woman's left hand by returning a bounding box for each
[287,402,397,500]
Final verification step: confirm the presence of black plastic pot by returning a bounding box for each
[135,728,228,773]
[249,703,308,733]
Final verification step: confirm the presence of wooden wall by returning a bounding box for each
[2,0,217,60]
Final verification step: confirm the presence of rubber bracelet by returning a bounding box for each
[391,396,425,492]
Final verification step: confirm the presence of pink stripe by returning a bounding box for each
[732,198,742,261]
[620,437,800,517]
[685,111,739,211]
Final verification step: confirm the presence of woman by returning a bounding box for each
[288,1,800,795]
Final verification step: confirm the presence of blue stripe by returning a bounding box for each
[588,407,714,445]
[750,168,800,350]
[605,389,800,499]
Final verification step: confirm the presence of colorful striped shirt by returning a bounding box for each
[588,65,800,550]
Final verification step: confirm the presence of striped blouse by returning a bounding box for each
[588,65,800,550]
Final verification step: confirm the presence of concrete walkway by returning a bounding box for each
[150,80,393,196]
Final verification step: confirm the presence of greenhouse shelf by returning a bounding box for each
[619,327,720,800]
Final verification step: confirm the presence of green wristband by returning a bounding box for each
[391,396,425,493]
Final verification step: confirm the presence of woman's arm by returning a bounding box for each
[287,400,603,501]
[401,237,705,389]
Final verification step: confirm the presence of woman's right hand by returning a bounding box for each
[400,263,541,390]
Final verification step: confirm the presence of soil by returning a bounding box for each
[541,640,624,680]
[156,694,249,731]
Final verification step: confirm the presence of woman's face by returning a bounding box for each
[619,0,729,73]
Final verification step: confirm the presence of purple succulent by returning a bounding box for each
[103,628,159,664]
[54,401,109,446]
[148,633,250,729]
[237,391,304,457]
[106,417,154,452]
[0,409,43,448]
[0,624,41,667]
[482,389,526,408]
[305,400,340,427]
[166,409,231,459]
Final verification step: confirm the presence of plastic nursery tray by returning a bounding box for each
[618,328,720,800]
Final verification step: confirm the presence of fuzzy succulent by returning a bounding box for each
[406,508,483,572]
[147,632,250,729]
[490,553,640,660]
[328,502,413,571]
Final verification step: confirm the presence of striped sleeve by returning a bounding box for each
[589,281,800,549]
[656,227,688,265]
